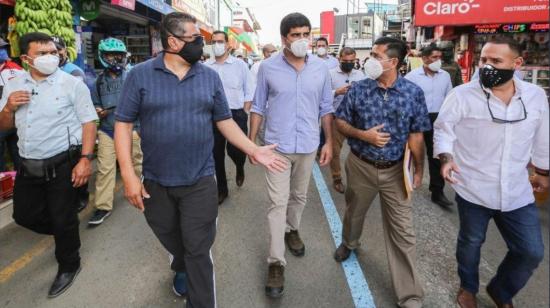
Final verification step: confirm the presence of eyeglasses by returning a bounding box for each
[169,31,204,44]
[483,90,527,124]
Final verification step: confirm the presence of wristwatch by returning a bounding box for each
[80,153,94,161]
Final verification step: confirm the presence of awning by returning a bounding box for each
[225,27,258,54]
[136,0,174,15]
[415,0,549,26]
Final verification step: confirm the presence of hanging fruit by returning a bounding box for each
[14,0,77,61]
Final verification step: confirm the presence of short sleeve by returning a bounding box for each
[72,80,99,124]
[115,69,141,123]
[335,82,356,123]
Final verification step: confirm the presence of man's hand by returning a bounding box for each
[441,161,460,184]
[318,143,333,166]
[122,173,150,212]
[531,174,549,193]
[6,91,31,112]
[361,124,390,147]
[250,144,288,172]
[335,85,351,97]
[72,158,92,187]
[95,107,108,119]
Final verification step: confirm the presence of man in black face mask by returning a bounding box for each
[114,12,287,308]
[328,47,365,193]
[434,36,548,308]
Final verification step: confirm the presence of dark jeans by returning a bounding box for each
[423,113,444,193]
[12,158,81,273]
[456,194,544,303]
[213,109,248,194]
[143,176,218,308]
[0,128,21,172]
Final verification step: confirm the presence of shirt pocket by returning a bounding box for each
[45,95,73,118]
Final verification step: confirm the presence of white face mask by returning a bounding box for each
[317,47,327,56]
[364,57,392,80]
[428,59,442,72]
[29,54,59,75]
[213,43,226,57]
[288,38,309,58]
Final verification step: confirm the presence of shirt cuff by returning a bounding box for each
[115,113,137,123]
[213,113,232,122]
[532,155,549,170]
[80,114,99,124]
[250,106,264,116]
[433,143,453,159]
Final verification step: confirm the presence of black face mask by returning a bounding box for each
[479,64,515,88]
[167,36,204,65]
[340,62,354,73]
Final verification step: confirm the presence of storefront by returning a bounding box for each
[414,0,549,90]
[0,0,16,61]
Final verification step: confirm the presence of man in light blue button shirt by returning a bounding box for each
[249,13,333,298]
[206,30,255,204]
[0,32,97,298]
[405,44,453,208]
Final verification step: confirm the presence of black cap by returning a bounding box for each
[52,36,66,49]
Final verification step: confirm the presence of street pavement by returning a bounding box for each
[0,145,548,308]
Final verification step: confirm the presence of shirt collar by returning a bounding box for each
[370,75,405,93]
[280,51,310,67]
[419,66,442,76]
[23,68,61,85]
[482,77,524,99]
[153,53,203,79]
[206,55,236,65]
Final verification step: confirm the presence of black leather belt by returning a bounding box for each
[351,148,402,169]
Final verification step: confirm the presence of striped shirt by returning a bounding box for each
[115,54,232,187]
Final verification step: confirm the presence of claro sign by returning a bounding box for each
[415,0,549,26]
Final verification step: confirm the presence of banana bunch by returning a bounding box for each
[14,0,78,61]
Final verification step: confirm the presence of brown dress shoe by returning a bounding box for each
[334,243,352,262]
[333,179,345,194]
[284,230,305,256]
[265,262,284,298]
[486,286,514,308]
[457,288,478,308]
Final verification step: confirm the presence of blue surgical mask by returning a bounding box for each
[0,48,9,63]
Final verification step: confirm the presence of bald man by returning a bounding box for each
[251,44,277,83]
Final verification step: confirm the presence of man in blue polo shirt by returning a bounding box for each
[114,12,286,308]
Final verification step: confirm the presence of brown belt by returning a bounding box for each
[350,148,402,169]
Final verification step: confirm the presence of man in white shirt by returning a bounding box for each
[405,44,453,208]
[206,30,255,204]
[315,37,338,70]
[434,36,548,308]
[329,47,364,193]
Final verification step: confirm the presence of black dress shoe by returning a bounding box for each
[48,266,81,298]
[431,191,453,208]
[77,198,88,213]
[334,243,352,262]
[218,191,228,205]
[236,170,245,187]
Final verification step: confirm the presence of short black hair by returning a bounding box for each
[485,35,522,56]
[19,32,53,55]
[212,30,228,42]
[421,43,440,57]
[316,37,328,46]
[280,13,311,37]
[373,37,407,67]
[160,12,197,50]
[340,47,356,57]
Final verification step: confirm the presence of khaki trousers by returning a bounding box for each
[329,124,346,180]
[342,152,424,307]
[265,151,316,266]
[94,130,143,211]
